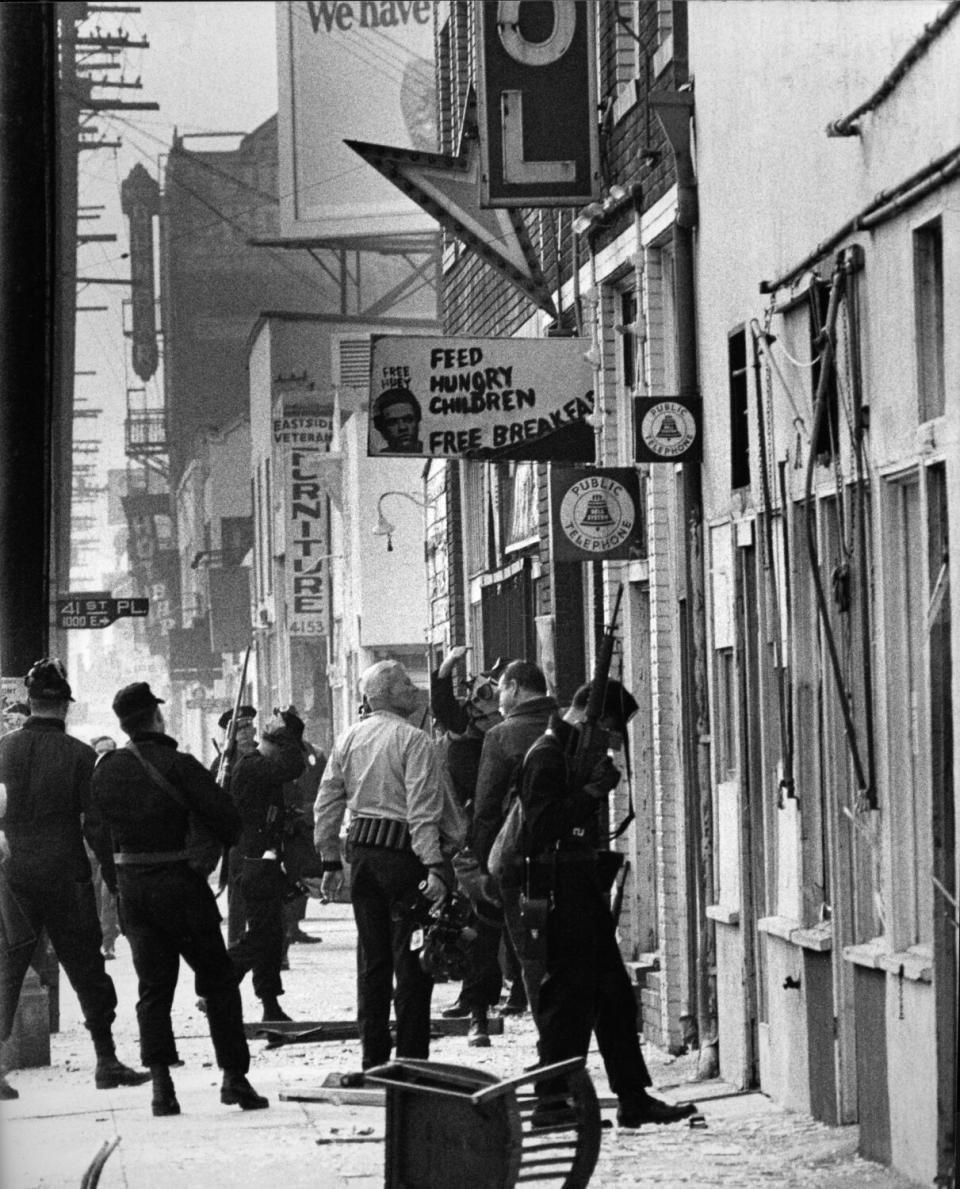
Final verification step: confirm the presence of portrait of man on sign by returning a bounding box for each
[371,386,423,455]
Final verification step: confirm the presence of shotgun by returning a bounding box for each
[216,642,253,791]
[566,584,624,791]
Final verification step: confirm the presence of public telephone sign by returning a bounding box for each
[56,595,149,630]
[477,0,600,207]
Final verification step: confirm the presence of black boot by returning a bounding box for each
[150,1065,180,1117]
[467,1007,491,1048]
[617,1091,698,1127]
[440,994,470,1019]
[260,996,292,1022]
[221,1070,269,1110]
[0,1071,18,1100]
[94,1038,151,1089]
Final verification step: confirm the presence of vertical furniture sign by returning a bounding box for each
[277,398,334,636]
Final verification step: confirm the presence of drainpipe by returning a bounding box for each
[650,90,718,1079]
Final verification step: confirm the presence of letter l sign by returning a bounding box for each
[501,91,575,183]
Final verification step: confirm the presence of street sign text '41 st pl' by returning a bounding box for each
[56,594,149,630]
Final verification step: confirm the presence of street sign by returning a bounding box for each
[56,595,149,630]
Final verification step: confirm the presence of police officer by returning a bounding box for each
[92,681,268,1116]
[213,705,258,946]
[0,660,147,1101]
[281,718,327,960]
[226,707,305,1022]
[519,680,696,1129]
[315,660,448,1080]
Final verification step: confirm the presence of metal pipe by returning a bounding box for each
[802,258,872,802]
[826,0,960,136]
[652,89,718,1077]
[761,144,960,294]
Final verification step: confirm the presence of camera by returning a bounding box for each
[393,887,477,981]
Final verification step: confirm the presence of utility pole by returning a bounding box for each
[0,4,58,679]
[56,5,154,640]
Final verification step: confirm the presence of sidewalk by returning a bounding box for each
[1,902,922,1188]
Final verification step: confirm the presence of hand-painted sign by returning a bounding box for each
[368,335,595,461]
[477,0,600,207]
[550,467,644,562]
[634,396,702,463]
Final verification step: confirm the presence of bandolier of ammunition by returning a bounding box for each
[347,816,411,851]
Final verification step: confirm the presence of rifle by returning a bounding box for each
[212,642,252,895]
[566,583,624,791]
[216,642,253,791]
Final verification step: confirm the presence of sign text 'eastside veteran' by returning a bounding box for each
[368,335,596,461]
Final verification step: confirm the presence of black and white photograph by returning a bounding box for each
[0,3,956,1186]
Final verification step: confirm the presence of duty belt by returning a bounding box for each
[114,850,188,865]
[347,816,411,851]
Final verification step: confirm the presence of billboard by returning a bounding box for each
[277,1,440,241]
[477,0,600,207]
[368,335,596,461]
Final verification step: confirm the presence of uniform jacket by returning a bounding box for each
[90,731,242,884]
[0,718,106,881]
[230,730,305,859]
[472,695,558,868]
[519,716,619,857]
[283,741,327,815]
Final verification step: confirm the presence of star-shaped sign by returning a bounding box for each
[345,96,556,318]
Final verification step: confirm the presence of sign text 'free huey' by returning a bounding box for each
[368,335,596,461]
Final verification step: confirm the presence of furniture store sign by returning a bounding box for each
[368,335,595,461]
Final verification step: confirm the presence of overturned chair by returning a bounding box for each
[365,1056,601,1189]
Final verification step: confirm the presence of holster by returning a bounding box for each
[595,849,625,894]
[518,892,550,964]
[239,856,284,901]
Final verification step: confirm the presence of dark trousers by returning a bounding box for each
[461,913,503,1012]
[226,847,246,947]
[535,868,651,1099]
[227,859,284,1001]
[349,846,433,1068]
[283,894,308,941]
[118,864,248,1072]
[0,873,116,1046]
[501,886,544,1015]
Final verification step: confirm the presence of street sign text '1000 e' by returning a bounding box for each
[56,596,149,630]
